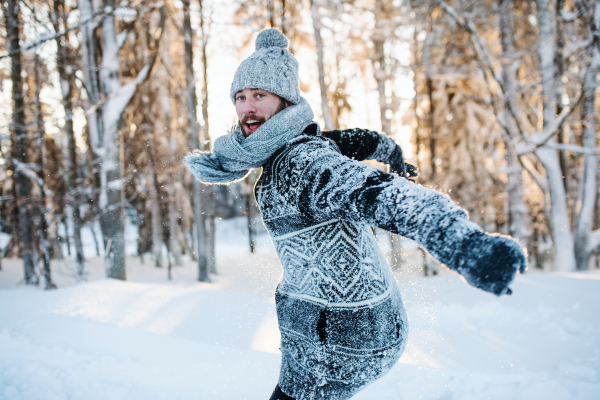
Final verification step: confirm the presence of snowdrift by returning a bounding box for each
[1,270,599,399]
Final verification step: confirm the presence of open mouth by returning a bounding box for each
[244,119,264,135]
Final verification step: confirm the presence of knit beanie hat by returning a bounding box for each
[230,29,300,105]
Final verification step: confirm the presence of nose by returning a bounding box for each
[243,98,257,115]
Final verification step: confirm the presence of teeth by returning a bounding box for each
[247,120,259,124]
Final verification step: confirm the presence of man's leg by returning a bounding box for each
[269,384,295,400]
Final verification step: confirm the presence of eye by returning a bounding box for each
[256,93,265,99]
[236,95,245,101]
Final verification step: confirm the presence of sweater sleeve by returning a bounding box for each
[296,145,525,295]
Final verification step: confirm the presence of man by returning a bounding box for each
[185,29,526,400]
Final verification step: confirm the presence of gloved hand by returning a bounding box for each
[451,231,527,296]
[388,146,418,182]
[404,163,418,182]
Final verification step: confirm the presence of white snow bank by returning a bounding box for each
[1,271,599,399]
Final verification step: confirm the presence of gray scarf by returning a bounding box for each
[184,97,315,184]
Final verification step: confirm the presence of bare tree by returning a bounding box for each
[33,54,57,289]
[311,0,335,130]
[78,0,164,279]
[498,0,528,243]
[5,0,38,285]
[52,0,86,278]
[372,0,404,269]
[245,174,255,253]
[437,0,599,271]
[183,0,209,281]
[146,126,163,269]
[165,85,183,267]
[574,0,600,270]
[199,0,217,274]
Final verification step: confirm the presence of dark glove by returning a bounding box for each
[388,146,418,182]
[451,231,527,296]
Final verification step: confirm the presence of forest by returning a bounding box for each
[1,0,599,288]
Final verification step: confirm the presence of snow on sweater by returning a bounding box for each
[255,124,525,400]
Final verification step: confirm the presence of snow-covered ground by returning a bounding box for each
[1,218,599,400]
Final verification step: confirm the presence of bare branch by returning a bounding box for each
[531,92,583,144]
[437,0,532,143]
[546,142,600,154]
[0,8,107,59]
[1,2,145,59]
[519,155,548,194]
[85,6,165,116]
[436,0,504,87]
[563,37,593,60]
[11,158,44,189]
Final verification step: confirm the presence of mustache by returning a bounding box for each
[241,116,266,125]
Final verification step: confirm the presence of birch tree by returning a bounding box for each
[533,0,576,271]
[183,0,208,281]
[165,85,183,267]
[498,0,529,243]
[574,0,600,270]
[78,0,164,279]
[199,0,217,274]
[311,0,336,130]
[371,0,406,269]
[51,0,86,278]
[33,54,57,289]
[436,0,599,271]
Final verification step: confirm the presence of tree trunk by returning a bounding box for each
[535,0,576,272]
[372,1,403,268]
[372,0,391,136]
[166,91,182,267]
[53,0,86,278]
[554,0,569,192]
[199,0,216,274]
[246,174,255,253]
[80,0,162,279]
[498,0,528,242]
[281,0,287,35]
[208,196,216,272]
[389,234,403,270]
[6,0,38,285]
[412,26,422,172]
[268,0,275,28]
[311,0,335,130]
[423,5,436,184]
[574,1,600,270]
[183,0,208,281]
[99,0,126,280]
[426,77,436,183]
[34,54,56,290]
[77,0,103,253]
[147,132,163,268]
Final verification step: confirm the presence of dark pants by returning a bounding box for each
[269,384,295,400]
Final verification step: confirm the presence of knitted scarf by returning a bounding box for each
[184,97,315,184]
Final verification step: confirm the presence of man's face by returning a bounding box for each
[235,88,291,137]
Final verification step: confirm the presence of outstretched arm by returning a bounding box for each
[296,143,526,296]
[318,126,417,180]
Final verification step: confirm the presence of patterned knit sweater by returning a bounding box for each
[255,124,466,400]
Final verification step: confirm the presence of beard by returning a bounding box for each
[240,97,289,137]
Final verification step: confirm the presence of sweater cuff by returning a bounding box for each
[367,133,398,164]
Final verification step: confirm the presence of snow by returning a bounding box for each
[1,218,599,399]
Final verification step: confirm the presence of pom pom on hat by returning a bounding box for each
[255,28,288,50]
